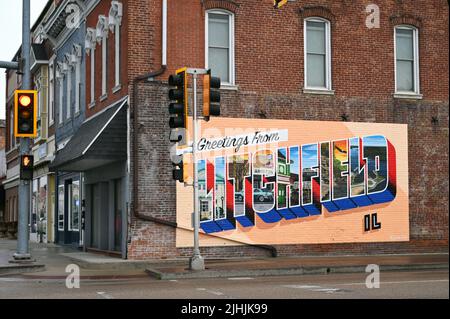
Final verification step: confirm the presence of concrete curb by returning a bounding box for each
[145,263,449,280]
[0,264,46,276]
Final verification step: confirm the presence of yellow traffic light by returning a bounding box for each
[14,90,37,138]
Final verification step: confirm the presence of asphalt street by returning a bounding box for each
[0,269,447,299]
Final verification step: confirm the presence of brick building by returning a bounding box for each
[126,0,448,259]
[3,0,448,260]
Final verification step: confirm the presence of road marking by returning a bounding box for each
[196,288,224,296]
[282,285,322,289]
[335,279,449,286]
[169,280,178,282]
[97,291,114,299]
[227,277,254,280]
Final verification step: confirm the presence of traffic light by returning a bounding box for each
[168,67,188,130]
[274,0,288,8]
[20,155,34,180]
[168,67,188,183]
[14,90,37,138]
[203,70,221,121]
[172,155,184,182]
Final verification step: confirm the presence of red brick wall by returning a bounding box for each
[85,0,128,119]
[126,0,449,259]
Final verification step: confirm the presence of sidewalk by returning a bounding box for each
[0,240,147,279]
[145,253,449,280]
[1,239,448,280]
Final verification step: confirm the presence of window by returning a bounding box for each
[206,10,235,85]
[395,26,420,94]
[304,18,332,90]
[101,36,107,97]
[86,28,96,106]
[74,46,82,114]
[66,62,72,120]
[49,60,54,125]
[68,180,80,232]
[109,1,123,90]
[10,108,15,148]
[59,76,64,124]
[58,184,64,231]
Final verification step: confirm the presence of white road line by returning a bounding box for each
[227,277,254,280]
[196,288,224,296]
[282,285,322,289]
[335,279,449,286]
[97,291,114,299]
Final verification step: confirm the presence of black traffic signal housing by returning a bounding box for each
[168,68,188,183]
[14,90,37,138]
[274,0,288,8]
[168,68,188,130]
[172,154,184,183]
[203,70,221,121]
[20,155,34,180]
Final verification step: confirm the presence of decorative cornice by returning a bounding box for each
[85,27,96,54]
[390,14,422,28]
[109,0,123,31]
[297,5,335,23]
[96,15,109,43]
[202,0,240,14]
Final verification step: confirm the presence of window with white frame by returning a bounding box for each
[10,108,15,148]
[109,1,123,90]
[304,18,332,90]
[395,26,420,94]
[49,60,54,125]
[86,28,96,106]
[56,62,63,124]
[65,59,72,120]
[97,15,109,98]
[73,45,82,114]
[206,10,235,85]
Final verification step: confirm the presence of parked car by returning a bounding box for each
[253,188,274,202]
[234,191,244,202]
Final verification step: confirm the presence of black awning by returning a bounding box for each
[50,99,128,172]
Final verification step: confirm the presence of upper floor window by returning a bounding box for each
[205,10,235,85]
[10,108,15,149]
[304,18,332,90]
[395,26,420,95]
[49,59,55,126]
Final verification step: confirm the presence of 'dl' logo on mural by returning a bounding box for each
[197,134,396,234]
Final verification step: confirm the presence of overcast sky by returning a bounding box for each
[0,0,48,119]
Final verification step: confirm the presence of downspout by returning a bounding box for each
[132,0,171,226]
[131,0,277,257]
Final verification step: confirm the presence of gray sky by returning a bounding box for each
[0,0,48,119]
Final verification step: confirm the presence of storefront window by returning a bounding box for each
[58,184,64,231]
[31,179,38,234]
[70,180,80,231]
[38,176,48,239]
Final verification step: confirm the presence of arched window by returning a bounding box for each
[394,25,420,96]
[304,17,332,91]
[205,10,235,85]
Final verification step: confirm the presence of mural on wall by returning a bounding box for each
[176,118,409,247]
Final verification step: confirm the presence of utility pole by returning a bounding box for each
[13,0,32,261]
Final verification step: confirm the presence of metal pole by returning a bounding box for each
[189,72,205,270]
[13,0,32,261]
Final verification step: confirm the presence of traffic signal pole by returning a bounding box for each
[189,69,205,271]
[13,0,32,261]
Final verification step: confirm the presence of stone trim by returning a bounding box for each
[390,14,422,29]
[202,0,239,14]
[298,5,335,23]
